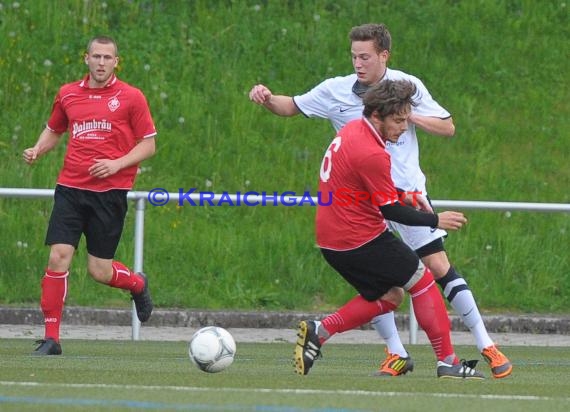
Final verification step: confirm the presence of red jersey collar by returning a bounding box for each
[79,73,118,89]
[362,117,386,149]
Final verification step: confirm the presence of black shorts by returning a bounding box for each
[45,185,128,259]
[321,230,420,301]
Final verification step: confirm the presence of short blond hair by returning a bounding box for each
[86,36,118,56]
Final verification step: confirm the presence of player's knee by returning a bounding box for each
[421,252,450,279]
[47,245,74,270]
[381,287,405,307]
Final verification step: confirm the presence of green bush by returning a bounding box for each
[0,0,568,313]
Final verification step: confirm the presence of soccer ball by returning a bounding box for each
[188,326,236,373]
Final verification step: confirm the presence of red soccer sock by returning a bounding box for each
[108,261,144,294]
[409,268,455,362]
[41,269,69,343]
[321,295,396,342]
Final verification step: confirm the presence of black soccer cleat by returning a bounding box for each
[294,320,322,375]
[437,359,485,379]
[131,272,153,322]
[32,338,62,356]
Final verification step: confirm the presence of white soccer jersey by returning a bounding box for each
[293,68,451,193]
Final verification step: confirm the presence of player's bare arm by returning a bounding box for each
[23,128,62,165]
[408,113,455,137]
[248,84,300,117]
[89,137,156,178]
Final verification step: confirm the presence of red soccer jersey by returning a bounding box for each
[47,74,156,192]
[316,118,399,251]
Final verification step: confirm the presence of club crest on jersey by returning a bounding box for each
[108,96,120,112]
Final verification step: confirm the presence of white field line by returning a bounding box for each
[0,381,567,402]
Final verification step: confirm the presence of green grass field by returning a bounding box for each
[1,339,569,412]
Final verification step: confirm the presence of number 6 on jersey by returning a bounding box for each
[319,136,342,183]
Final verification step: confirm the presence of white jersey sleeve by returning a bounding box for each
[408,74,451,119]
[293,74,363,132]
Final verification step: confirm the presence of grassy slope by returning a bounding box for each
[0,0,568,312]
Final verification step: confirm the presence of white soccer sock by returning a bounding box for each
[370,311,408,357]
[445,284,494,351]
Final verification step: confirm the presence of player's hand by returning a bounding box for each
[248,84,273,105]
[23,148,39,165]
[436,211,467,230]
[89,158,121,178]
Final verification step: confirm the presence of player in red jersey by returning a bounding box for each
[22,36,156,355]
[295,80,484,379]
[252,24,512,379]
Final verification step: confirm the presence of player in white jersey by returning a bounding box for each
[249,23,512,379]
